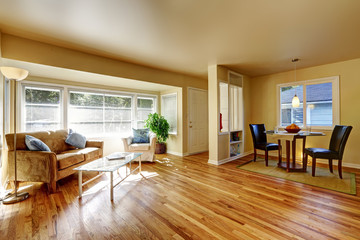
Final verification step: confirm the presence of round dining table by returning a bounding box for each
[266,131,325,172]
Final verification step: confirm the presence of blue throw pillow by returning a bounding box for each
[132,128,150,143]
[25,135,51,152]
[65,129,86,149]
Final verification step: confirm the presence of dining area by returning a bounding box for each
[249,123,352,179]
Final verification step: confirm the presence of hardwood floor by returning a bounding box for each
[1,152,360,239]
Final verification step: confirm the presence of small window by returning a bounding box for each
[23,86,63,132]
[278,76,339,129]
[136,97,155,129]
[161,93,177,134]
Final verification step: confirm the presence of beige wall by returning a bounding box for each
[160,87,183,155]
[250,58,360,167]
[1,33,207,155]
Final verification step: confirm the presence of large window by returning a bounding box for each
[161,93,177,134]
[23,86,62,131]
[21,83,157,136]
[278,76,339,129]
[69,91,133,136]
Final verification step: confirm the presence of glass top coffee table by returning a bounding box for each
[74,152,143,201]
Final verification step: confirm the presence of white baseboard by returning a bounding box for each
[166,151,184,156]
[208,151,252,165]
[183,150,208,157]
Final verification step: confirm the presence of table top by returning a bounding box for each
[74,152,142,172]
[266,130,325,136]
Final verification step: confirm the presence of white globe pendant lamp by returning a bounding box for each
[291,59,300,108]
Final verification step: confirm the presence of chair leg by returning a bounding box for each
[338,159,343,179]
[253,149,257,162]
[328,159,333,173]
[265,150,269,167]
[312,157,317,177]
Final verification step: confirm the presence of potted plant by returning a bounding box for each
[145,113,170,154]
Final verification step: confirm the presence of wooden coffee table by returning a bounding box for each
[74,152,144,201]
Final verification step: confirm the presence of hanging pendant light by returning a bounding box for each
[291,58,300,108]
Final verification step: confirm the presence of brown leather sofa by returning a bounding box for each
[5,129,103,193]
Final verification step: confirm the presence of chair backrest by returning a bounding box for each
[249,124,267,147]
[329,125,352,159]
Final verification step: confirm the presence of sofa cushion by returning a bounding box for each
[72,147,101,161]
[57,151,85,170]
[129,143,150,151]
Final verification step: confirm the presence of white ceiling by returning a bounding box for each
[1,0,360,78]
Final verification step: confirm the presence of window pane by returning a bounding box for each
[280,85,303,126]
[105,109,131,121]
[162,94,177,133]
[137,98,153,108]
[70,92,103,107]
[136,97,155,127]
[69,91,133,136]
[105,95,131,108]
[306,83,332,126]
[24,87,61,132]
[137,121,146,129]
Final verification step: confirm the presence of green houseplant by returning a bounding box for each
[145,113,170,154]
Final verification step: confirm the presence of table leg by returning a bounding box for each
[286,140,290,172]
[78,171,82,198]
[278,139,282,167]
[292,138,296,167]
[110,171,113,201]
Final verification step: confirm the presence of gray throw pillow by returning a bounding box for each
[132,128,150,143]
[65,129,86,149]
[25,135,51,152]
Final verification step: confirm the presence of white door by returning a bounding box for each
[188,88,208,154]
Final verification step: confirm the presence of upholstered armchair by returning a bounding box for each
[121,133,156,162]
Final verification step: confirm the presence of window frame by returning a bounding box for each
[276,76,339,130]
[161,92,178,135]
[19,81,158,137]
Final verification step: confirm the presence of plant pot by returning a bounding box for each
[155,143,166,154]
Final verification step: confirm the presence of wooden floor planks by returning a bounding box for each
[1,152,360,239]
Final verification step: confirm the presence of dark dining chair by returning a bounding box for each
[249,124,280,166]
[304,125,352,179]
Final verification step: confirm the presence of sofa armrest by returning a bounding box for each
[121,137,133,151]
[86,140,104,149]
[7,150,57,183]
[150,135,157,151]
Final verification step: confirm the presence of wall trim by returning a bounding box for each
[166,151,184,157]
[208,151,252,165]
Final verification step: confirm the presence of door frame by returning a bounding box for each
[187,87,208,155]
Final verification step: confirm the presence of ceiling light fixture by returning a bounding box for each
[291,58,300,108]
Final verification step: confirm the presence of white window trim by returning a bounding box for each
[276,76,339,130]
[19,80,158,136]
[161,92,177,135]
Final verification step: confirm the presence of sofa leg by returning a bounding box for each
[48,181,57,193]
